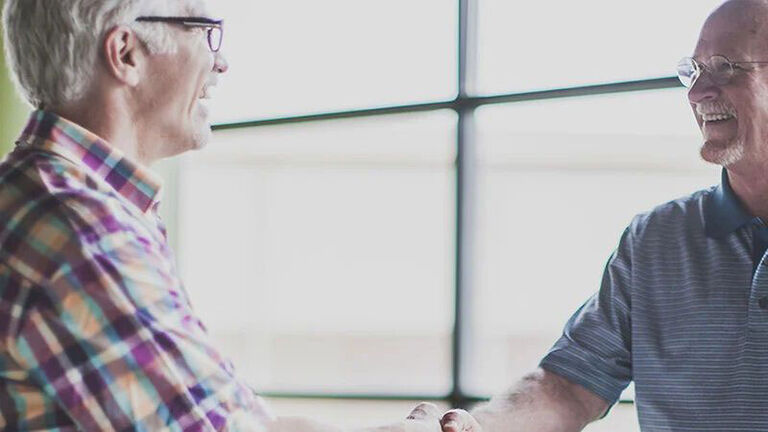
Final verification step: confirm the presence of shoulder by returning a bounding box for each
[0,149,143,284]
[626,186,715,241]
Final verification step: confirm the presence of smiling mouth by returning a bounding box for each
[701,113,736,122]
[196,87,215,117]
[199,87,213,101]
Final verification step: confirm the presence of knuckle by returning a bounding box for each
[414,402,440,416]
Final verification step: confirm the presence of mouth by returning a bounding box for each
[198,86,214,101]
[697,102,736,124]
[701,112,736,123]
[197,85,215,114]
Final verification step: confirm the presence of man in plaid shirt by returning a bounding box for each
[0,0,440,430]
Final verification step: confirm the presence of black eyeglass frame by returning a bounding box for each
[677,54,768,88]
[135,16,224,52]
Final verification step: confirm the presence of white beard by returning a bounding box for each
[701,139,745,167]
[191,122,212,150]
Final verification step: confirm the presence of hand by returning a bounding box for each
[402,402,442,432]
[361,402,442,432]
[264,402,444,432]
[440,409,482,432]
[406,402,441,421]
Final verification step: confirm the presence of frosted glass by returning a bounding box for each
[208,0,457,123]
[177,111,456,394]
[473,0,724,94]
[466,89,720,396]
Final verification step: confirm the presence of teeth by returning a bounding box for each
[702,113,735,122]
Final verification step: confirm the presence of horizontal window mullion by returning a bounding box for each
[212,77,681,132]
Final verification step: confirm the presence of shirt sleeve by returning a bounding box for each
[7,202,273,431]
[539,225,634,405]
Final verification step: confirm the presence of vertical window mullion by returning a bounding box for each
[452,0,477,410]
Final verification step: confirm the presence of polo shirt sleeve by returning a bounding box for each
[539,224,634,404]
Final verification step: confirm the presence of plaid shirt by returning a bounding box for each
[0,111,273,431]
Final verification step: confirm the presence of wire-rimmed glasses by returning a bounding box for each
[677,55,768,88]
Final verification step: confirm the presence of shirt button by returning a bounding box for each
[759,297,768,310]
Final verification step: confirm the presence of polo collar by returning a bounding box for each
[704,168,755,238]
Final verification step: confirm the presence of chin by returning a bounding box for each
[190,123,213,150]
[700,138,744,167]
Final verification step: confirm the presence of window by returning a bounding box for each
[163,1,723,429]
[178,112,456,395]
[473,0,724,94]
[208,0,457,122]
[468,89,718,397]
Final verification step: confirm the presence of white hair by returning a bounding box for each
[2,0,190,108]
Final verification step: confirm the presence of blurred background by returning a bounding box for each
[0,1,725,430]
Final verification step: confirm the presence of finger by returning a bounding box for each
[406,402,441,420]
[440,409,481,432]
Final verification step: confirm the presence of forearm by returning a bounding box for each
[359,421,435,432]
[268,416,389,432]
[470,368,608,432]
[264,416,342,432]
[265,416,438,432]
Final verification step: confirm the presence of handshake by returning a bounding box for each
[265,402,482,432]
[265,369,603,431]
[398,403,481,432]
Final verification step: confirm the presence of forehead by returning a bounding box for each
[179,0,211,16]
[694,1,768,58]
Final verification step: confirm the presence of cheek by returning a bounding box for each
[185,56,213,95]
[741,82,768,117]
[145,68,187,108]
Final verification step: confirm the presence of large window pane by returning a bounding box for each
[473,0,724,95]
[178,111,456,395]
[209,0,457,123]
[467,89,719,406]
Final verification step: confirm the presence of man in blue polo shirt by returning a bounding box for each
[440,0,768,431]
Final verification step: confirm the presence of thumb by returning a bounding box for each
[440,409,482,432]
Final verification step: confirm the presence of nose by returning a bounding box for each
[213,50,229,74]
[687,71,719,105]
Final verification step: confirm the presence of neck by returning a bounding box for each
[727,164,768,222]
[51,94,156,166]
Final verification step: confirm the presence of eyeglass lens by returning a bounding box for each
[677,56,735,88]
[208,27,222,52]
[677,58,697,88]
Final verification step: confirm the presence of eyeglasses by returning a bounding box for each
[677,55,768,88]
[135,16,223,52]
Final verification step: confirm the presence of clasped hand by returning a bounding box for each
[393,403,482,432]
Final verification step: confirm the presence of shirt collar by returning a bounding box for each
[16,110,163,214]
[704,168,755,238]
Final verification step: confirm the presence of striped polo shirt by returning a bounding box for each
[540,169,768,431]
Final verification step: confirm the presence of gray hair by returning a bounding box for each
[2,0,188,108]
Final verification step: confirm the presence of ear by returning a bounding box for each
[102,26,143,87]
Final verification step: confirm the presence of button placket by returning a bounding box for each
[749,264,768,334]
[760,296,768,310]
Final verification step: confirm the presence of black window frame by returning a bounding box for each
[210,0,677,410]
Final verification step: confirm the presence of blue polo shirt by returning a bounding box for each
[540,169,768,431]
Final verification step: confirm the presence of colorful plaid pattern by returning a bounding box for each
[0,111,273,431]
